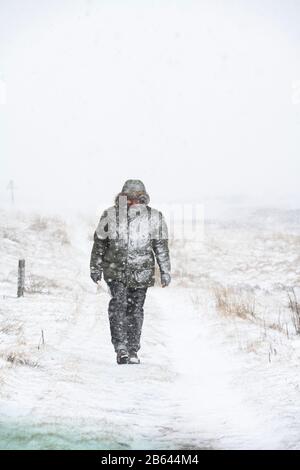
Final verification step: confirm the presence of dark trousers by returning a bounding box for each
[107,281,147,353]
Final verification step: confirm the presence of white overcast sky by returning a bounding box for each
[0,0,300,212]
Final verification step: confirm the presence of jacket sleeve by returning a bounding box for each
[151,212,171,275]
[90,211,109,274]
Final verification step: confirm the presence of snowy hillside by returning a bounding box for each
[0,207,300,449]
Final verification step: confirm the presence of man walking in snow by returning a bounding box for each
[90,180,171,365]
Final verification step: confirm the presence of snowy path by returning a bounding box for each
[0,215,297,449]
[0,281,285,449]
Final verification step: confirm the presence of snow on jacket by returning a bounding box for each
[90,202,171,288]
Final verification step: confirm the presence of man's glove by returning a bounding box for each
[161,273,171,288]
[90,269,102,284]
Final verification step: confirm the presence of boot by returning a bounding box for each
[116,349,129,364]
[128,350,140,364]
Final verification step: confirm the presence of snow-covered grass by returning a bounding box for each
[0,206,300,449]
[287,289,300,335]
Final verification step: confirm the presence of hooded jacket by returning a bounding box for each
[90,180,171,288]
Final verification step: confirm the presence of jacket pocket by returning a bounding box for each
[134,269,153,284]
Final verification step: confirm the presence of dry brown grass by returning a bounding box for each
[52,227,70,245]
[25,274,60,295]
[287,288,300,335]
[29,215,49,231]
[0,321,23,336]
[29,215,70,244]
[2,351,39,368]
[270,232,300,246]
[1,228,20,243]
[213,286,256,320]
[211,284,295,359]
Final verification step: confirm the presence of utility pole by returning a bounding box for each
[7,180,15,206]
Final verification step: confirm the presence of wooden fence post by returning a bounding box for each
[17,259,25,297]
